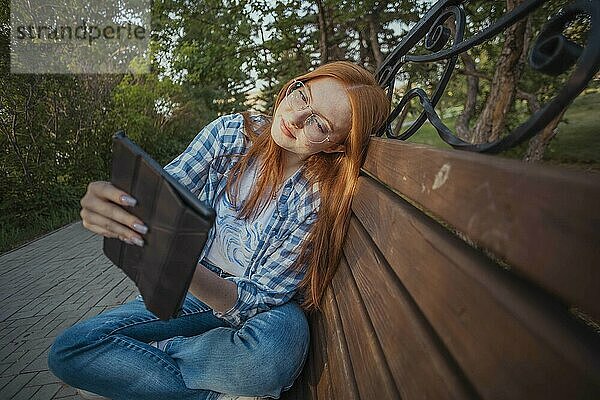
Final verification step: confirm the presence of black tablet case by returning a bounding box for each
[103,131,216,320]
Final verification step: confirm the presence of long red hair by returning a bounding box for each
[224,61,389,311]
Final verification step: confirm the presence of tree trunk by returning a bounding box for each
[358,29,368,67]
[472,0,528,143]
[366,14,384,68]
[447,20,479,142]
[327,27,345,61]
[523,109,566,162]
[315,0,344,63]
[315,0,329,63]
[455,51,479,142]
[7,113,33,185]
[516,89,540,114]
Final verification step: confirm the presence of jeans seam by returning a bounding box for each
[109,335,183,378]
[106,315,160,336]
[106,307,211,337]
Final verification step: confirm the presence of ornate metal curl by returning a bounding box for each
[375,0,600,153]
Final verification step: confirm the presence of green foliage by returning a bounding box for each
[2,0,598,254]
[1,61,119,217]
[153,0,256,115]
[0,205,81,254]
[252,0,317,111]
[105,74,201,166]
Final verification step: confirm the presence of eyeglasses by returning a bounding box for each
[285,80,336,144]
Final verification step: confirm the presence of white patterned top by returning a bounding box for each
[204,160,278,277]
[165,113,320,326]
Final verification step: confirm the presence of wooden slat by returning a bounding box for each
[301,324,318,400]
[352,175,600,399]
[307,309,333,400]
[330,254,400,399]
[363,138,600,321]
[320,287,360,400]
[291,285,359,400]
[343,215,477,399]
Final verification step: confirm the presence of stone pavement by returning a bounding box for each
[0,221,138,399]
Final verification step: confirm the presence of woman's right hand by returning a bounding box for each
[80,181,148,247]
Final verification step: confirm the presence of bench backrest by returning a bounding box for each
[285,141,600,399]
[279,0,600,398]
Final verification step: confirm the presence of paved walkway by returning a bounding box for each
[0,221,138,399]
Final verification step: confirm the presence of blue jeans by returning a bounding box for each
[47,263,310,400]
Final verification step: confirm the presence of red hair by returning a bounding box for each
[225,61,389,311]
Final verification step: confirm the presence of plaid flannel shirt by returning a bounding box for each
[163,113,320,327]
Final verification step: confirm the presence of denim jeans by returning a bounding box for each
[47,261,310,400]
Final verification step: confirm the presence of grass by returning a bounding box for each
[0,208,81,254]
[404,91,600,171]
[544,92,600,168]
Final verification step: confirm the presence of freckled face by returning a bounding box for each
[271,77,352,162]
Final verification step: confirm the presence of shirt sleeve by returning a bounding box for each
[162,116,227,194]
[213,211,318,327]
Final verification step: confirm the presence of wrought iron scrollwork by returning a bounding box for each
[375,0,600,153]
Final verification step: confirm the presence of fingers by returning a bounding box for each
[80,181,147,246]
[81,209,145,246]
[92,196,146,232]
[84,181,138,208]
[81,216,125,241]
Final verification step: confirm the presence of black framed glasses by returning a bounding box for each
[285,80,336,144]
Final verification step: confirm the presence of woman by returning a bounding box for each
[47,61,390,400]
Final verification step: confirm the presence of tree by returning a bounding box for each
[470,0,528,143]
[251,0,317,112]
[153,0,257,116]
[447,0,583,164]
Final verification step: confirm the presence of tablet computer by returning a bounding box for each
[103,131,216,320]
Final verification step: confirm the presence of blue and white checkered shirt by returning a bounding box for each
[163,113,320,327]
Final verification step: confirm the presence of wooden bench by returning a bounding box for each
[281,0,600,398]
